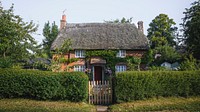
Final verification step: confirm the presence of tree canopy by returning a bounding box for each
[143,45,180,66]
[0,3,38,61]
[144,14,180,66]
[104,17,133,23]
[182,0,200,59]
[147,14,178,48]
[42,21,58,58]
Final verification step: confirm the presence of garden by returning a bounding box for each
[1,0,200,111]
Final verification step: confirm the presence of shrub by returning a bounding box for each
[0,57,14,68]
[58,72,89,101]
[180,55,199,71]
[0,69,88,102]
[114,71,200,102]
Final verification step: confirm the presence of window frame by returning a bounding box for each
[116,50,126,58]
[74,65,85,72]
[115,65,127,72]
[75,50,85,58]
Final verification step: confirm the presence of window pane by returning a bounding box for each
[116,50,126,58]
[115,65,127,72]
[75,50,85,58]
[74,65,85,72]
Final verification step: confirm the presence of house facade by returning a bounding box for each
[51,15,149,81]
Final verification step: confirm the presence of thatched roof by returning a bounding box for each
[51,23,149,50]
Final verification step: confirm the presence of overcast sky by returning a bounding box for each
[2,0,195,44]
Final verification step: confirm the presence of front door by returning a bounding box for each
[94,66,102,81]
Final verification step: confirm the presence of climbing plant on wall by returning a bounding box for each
[85,50,141,73]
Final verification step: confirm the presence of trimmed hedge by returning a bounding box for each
[0,69,88,102]
[114,71,200,102]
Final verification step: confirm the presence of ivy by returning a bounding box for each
[85,50,141,72]
[85,50,117,58]
[51,56,79,72]
[86,50,118,72]
[57,57,79,63]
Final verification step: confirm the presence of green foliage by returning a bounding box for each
[180,54,199,70]
[50,57,79,72]
[0,3,38,60]
[55,39,72,55]
[126,56,141,71]
[27,60,50,70]
[182,0,200,59]
[0,57,14,68]
[86,50,118,71]
[143,46,180,66]
[86,50,117,58]
[104,17,133,23]
[153,45,181,64]
[142,49,154,64]
[114,71,200,102]
[58,57,79,63]
[151,36,168,48]
[148,66,168,71]
[0,69,88,102]
[59,72,89,101]
[146,14,180,66]
[42,21,58,58]
[147,14,178,48]
[51,39,72,71]
[86,50,141,71]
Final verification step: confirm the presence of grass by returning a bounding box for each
[109,96,200,112]
[0,99,96,112]
[1,97,200,112]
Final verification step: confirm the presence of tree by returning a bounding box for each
[0,3,38,62]
[153,45,181,65]
[180,54,199,70]
[42,21,58,58]
[147,14,178,48]
[104,17,133,23]
[182,0,200,59]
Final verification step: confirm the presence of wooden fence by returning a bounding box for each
[89,80,112,105]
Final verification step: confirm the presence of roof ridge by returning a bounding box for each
[66,23,136,29]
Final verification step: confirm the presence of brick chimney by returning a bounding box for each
[137,21,144,33]
[60,14,66,30]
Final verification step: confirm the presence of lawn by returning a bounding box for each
[109,96,200,112]
[1,97,200,112]
[0,99,96,112]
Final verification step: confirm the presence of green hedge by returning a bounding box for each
[114,71,200,102]
[0,69,88,102]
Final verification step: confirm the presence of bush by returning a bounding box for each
[0,69,88,102]
[114,71,200,102]
[0,57,14,68]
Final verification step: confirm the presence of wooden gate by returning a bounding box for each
[89,80,112,105]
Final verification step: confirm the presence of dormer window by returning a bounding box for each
[116,50,126,58]
[75,50,85,58]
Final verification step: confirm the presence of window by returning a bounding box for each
[74,65,85,72]
[116,50,126,58]
[75,50,85,58]
[115,65,127,72]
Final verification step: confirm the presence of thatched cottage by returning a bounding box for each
[51,14,149,81]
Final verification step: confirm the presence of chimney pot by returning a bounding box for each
[62,15,66,20]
